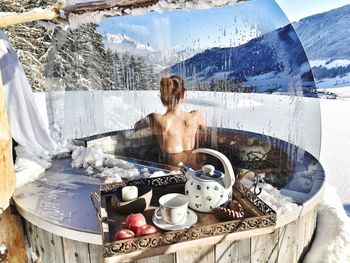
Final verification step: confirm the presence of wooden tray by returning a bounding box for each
[94,175,276,257]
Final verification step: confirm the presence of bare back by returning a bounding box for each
[149,110,205,153]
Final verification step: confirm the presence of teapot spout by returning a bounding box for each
[178,162,194,180]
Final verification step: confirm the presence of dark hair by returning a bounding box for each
[160,75,185,107]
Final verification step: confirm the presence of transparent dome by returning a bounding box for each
[44,0,322,195]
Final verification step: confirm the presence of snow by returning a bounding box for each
[316,73,350,89]
[246,71,286,93]
[70,145,170,183]
[104,33,154,53]
[309,60,350,90]
[310,59,350,69]
[14,145,52,188]
[0,243,7,254]
[315,73,350,90]
[320,86,350,100]
[304,183,350,263]
[318,97,350,210]
[242,178,299,216]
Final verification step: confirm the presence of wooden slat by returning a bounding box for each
[277,221,299,262]
[24,221,35,254]
[135,253,175,263]
[22,207,319,263]
[36,228,56,262]
[52,234,65,263]
[215,239,251,263]
[89,244,104,263]
[30,224,41,262]
[296,209,309,259]
[20,202,319,263]
[62,237,91,263]
[176,245,215,263]
[250,230,279,262]
[104,228,275,262]
[305,207,318,253]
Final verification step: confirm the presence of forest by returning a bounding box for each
[45,24,158,91]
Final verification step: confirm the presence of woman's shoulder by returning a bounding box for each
[147,112,165,126]
[189,110,203,117]
[149,112,162,120]
[189,110,206,126]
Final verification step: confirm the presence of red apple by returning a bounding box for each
[113,229,135,241]
[136,224,158,237]
[125,213,147,233]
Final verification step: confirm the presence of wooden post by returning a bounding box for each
[0,82,27,262]
[0,82,15,214]
[0,7,60,28]
[0,208,28,263]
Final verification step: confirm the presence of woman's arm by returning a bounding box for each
[134,113,155,131]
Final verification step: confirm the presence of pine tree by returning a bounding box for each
[111,53,122,90]
[45,24,110,91]
[1,0,58,92]
[129,55,137,90]
[105,49,114,90]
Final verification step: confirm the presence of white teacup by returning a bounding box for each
[155,193,189,225]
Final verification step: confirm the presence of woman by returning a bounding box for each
[134,75,206,154]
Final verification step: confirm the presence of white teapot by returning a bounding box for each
[179,148,235,213]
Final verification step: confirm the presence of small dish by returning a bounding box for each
[152,208,198,231]
[111,185,152,214]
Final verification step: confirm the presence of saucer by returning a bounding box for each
[152,208,198,231]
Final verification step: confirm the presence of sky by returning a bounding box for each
[97,0,288,52]
[96,0,349,52]
[275,0,350,22]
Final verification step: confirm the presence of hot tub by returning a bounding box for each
[14,127,325,262]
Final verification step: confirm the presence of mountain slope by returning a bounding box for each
[293,4,350,60]
[291,4,350,88]
[166,24,315,93]
[165,4,350,92]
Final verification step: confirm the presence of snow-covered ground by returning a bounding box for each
[310,59,350,69]
[319,86,350,101]
[45,90,322,158]
[318,89,350,215]
[315,74,350,89]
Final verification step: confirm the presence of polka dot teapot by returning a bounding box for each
[179,148,235,213]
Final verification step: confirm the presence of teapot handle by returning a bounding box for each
[192,148,235,189]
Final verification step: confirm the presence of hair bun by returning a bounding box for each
[160,76,185,107]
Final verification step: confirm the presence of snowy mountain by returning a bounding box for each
[165,24,315,94]
[293,5,350,60]
[103,33,154,54]
[165,4,350,93]
[293,4,350,88]
[103,33,199,72]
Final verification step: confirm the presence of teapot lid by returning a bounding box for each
[192,148,235,189]
[193,164,224,181]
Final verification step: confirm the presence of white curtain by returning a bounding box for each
[0,31,57,158]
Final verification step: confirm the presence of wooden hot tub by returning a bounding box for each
[13,128,325,262]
